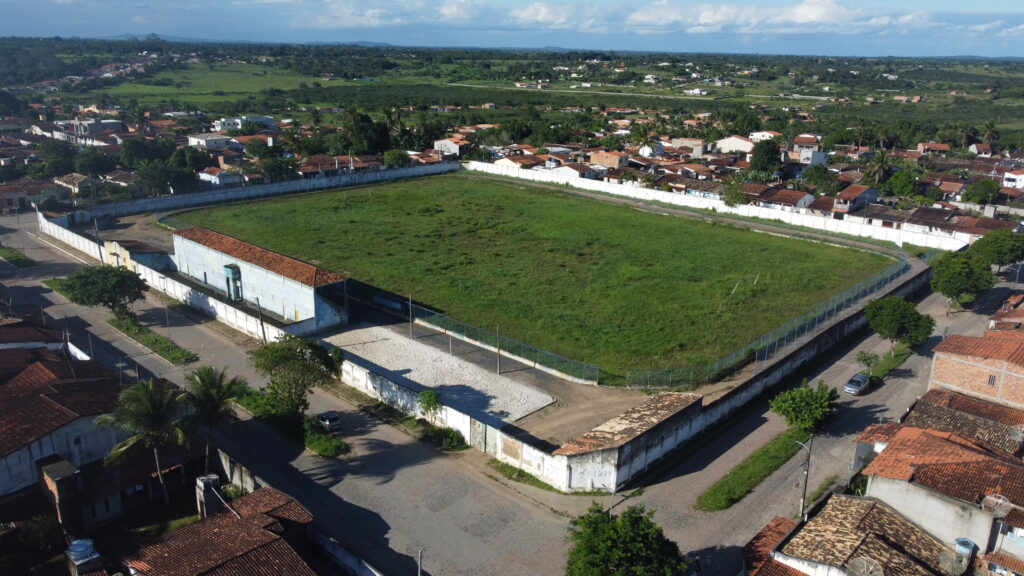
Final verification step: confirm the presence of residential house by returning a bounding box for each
[928,334,1024,411]
[770,493,954,576]
[550,162,600,179]
[971,143,994,158]
[433,135,470,157]
[172,226,349,335]
[495,155,544,169]
[854,424,1024,567]
[671,137,706,156]
[833,185,879,214]
[1004,169,1024,190]
[637,141,665,158]
[742,517,800,576]
[52,172,96,197]
[804,195,837,218]
[845,203,912,230]
[902,388,1024,458]
[123,486,326,576]
[918,142,952,155]
[791,135,820,153]
[198,166,243,186]
[187,133,236,150]
[589,150,629,169]
[213,115,277,132]
[749,131,783,142]
[758,189,814,211]
[716,135,755,154]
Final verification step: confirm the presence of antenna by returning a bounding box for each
[847,557,884,576]
[981,494,1013,518]
[939,549,968,576]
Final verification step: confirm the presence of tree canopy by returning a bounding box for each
[961,179,999,205]
[749,139,781,173]
[248,334,337,417]
[60,265,148,319]
[864,296,935,349]
[769,379,837,431]
[565,503,687,576]
[930,251,995,305]
[970,229,1024,271]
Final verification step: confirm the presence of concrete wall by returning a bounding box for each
[866,475,996,551]
[929,351,1024,411]
[37,213,104,261]
[0,417,120,496]
[76,162,459,220]
[464,161,969,250]
[172,235,317,325]
[215,448,267,494]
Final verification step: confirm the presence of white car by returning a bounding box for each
[318,412,341,431]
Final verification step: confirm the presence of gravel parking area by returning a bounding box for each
[325,323,555,425]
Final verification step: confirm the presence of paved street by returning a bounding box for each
[2,211,1011,576]
[0,214,572,576]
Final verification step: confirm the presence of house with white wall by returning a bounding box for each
[715,135,756,154]
[1004,169,1024,190]
[187,133,236,150]
[172,226,349,335]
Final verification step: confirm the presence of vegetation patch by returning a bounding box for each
[179,173,892,379]
[235,389,349,457]
[107,316,199,365]
[695,427,811,511]
[488,458,560,492]
[872,344,912,379]
[0,245,37,268]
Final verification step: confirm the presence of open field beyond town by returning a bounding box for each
[176,173,893,379]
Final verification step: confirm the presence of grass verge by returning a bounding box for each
[235,389,349,457]
[489,458,560,492]
[871,344,911,379]
[807,475,838,506]
[0,245,37,267]
[44,277,199,365]
[695,427,811,511]
[108,316,199,365]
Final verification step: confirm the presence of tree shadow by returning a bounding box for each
[214,419,430,575]
[825,400,888,437]
[685,544,743,576]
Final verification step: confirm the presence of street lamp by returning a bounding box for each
[795,435,814,521]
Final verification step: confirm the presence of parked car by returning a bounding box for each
[318,412,341,431]
[843,373,871,395]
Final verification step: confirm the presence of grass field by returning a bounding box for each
[177,174,892,378]
[88,62,326,106]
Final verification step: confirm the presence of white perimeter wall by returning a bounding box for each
[464,161,969,251]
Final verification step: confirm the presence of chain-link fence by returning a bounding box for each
[625,258,913,388]
[411,303,601,382]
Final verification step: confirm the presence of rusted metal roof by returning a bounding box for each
[553,393,701,455]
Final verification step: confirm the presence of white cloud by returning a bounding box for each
[511,3,575,29]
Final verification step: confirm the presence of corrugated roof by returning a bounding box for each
[554,393,701,455]
[175,227,345,288]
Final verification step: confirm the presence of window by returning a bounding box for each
[989,375,998,387]
[73,437,81,446]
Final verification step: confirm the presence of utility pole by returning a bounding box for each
[408,294,413,338]
[496,324,501,374]
[796,435,814,520]
[254,297,268,344]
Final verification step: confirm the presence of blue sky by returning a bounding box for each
[4,0,1024,57]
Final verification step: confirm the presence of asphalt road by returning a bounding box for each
[2,211,1009,576]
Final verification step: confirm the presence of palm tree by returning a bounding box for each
[185,366,248,474]
[864,149,891,186]
[981,121,999,147]
[95,380,189,507]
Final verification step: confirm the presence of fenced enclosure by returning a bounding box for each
[344,278,600,383]
[625,257,913,388]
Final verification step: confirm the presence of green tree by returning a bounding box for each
[864,296,936,350]
[856,351,881,378]
[970,229,1024,271]
[769,379,838,431]
[383,149,411,168]
[981,120,999,147]
[962,179,1000,205]
[800,163,839,195]
[880,169,917,197]
[722,181,750,207]
[565,503,686,576]
[95,379,189,506]
[248,334,336,418]
[418,389,442,424]
[185,366,248,474]
[60,265,148,320]
[168,146,213,172]
[749,139,781,173]
[74,146,116,176]
[930,251,996,309]
[259,156,298,182]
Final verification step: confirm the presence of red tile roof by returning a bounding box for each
[756,560,807,576]
[175,227,345,288]
[126,488,316,576]
[836,184,875,201]
[744,517,797,576]
[861,426,990,481]
[933,334,1024,367]
[0,347,118,456]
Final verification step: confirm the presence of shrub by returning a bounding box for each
[769,379,837,431]
[303,416,348,457]
[221,484,247,500]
